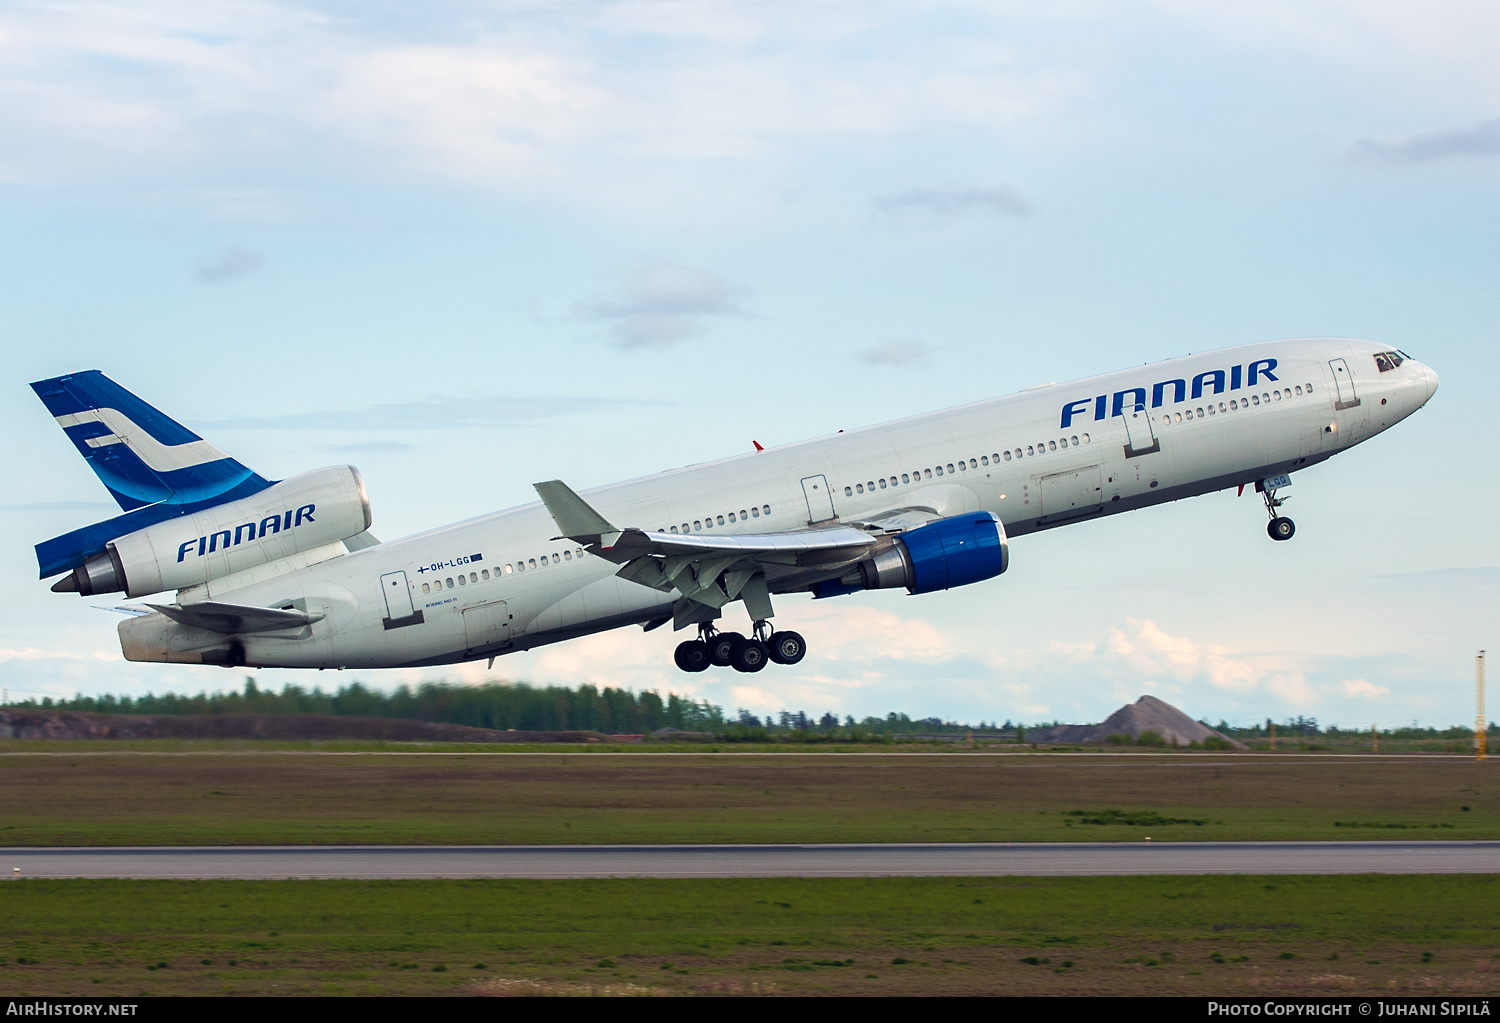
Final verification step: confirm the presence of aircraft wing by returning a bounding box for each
[535,480,882,628]
[145,601,325,634]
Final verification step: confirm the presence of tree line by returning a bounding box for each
[10,678,1011,737]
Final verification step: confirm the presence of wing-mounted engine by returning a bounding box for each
[53,466,372,598]
[814,512,1008,597]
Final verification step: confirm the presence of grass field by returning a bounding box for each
[2,875,1497,996]
[0,747,1493,846]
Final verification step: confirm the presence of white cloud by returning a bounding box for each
[574,260,746,348]
[0,647,118,663]
[871,184,1032,227]
[0,1,1085,202]
[1342,678,1391,699]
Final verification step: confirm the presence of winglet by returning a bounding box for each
[534,481,621,547]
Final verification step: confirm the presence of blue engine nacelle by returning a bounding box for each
[814,512,1008,597]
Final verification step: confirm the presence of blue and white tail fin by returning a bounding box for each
[30,371,274,578]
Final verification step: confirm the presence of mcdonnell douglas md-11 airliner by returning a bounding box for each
[32,337,1436,674]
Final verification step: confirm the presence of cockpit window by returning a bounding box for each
[1374,351,1405,373]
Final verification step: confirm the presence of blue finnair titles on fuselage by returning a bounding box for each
[33,337,1437,672]
[1058,357,1285,428]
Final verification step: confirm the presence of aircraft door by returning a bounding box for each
[801,475,836,524]
[381,571,414,619]
[1122,403,1160,458]
[1329,358,1360,409]
[1039,466,1103,522]
[463,600,511,655]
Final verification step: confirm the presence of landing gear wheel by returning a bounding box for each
[708,632,744,667]
[1267,516,1296,542]
[731,638,769,673]
[767,630,807,665]
[674,640,711,672]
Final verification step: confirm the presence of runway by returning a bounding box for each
[4,841,1497,879]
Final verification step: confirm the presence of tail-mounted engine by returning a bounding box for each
[53,465,371,598]
[815,511,1008,597]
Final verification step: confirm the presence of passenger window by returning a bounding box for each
[1251,395,1259,405]
[957,461,966,472]
[1081,434,1090,443]
[740,510,748,520]
[1003,451,1012,461]
[1071,436,1079,446]
[528,559,536,569]
[1294,385,1302,396]
[563,551,571,561]
[947,463,955,473]
[448,577,456,587]
[1306,383,1313,392]
[467,572,474,583]
[845,486,853,496]
[505,564,513,575]
[980,455,988,466]
[1229,399,1237,410]
[1048,441,1057,451]
[763,505,771,515]
[693,521,702,530]
[552,554,560,564]
[1026,446,1034,456]
[670,525,679,533]
[422,582,431,594]
[751,507,759,517]
[879,478,887,489]
[728,512,736,522]
[1273,391,1282,401]
[717,515,725,525]
[935,465,944,476]
[1208,406,1216,415]
[855,483,863,494]
[1262,393,1270,402]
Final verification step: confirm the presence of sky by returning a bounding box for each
[2,0,1497,729]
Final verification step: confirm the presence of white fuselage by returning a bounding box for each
[118,337,1437,668]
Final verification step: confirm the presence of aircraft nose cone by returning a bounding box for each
[1423,363,1439,400]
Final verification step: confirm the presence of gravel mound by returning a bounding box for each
[1028,695,1247,749]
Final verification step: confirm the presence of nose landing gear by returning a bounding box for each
[1255,476,1295,541]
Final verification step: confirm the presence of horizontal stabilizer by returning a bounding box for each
[145,601,324,634]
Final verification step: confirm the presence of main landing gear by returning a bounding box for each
[674,621,806,673]
[1256,479,1295,542]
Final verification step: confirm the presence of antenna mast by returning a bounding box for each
[1478,651,1488,762]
